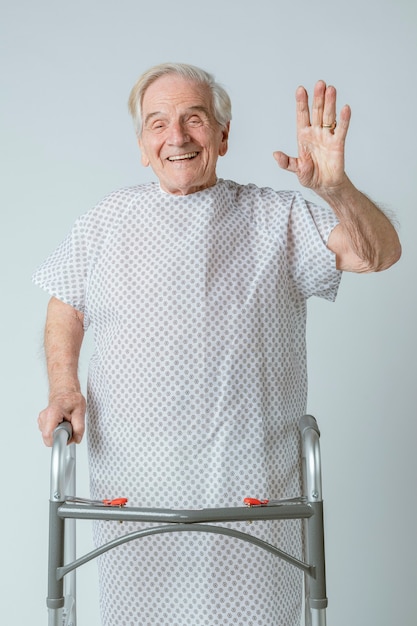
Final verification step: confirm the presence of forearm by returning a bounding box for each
[44,297,85,397]
[38,297,86,445]
[318,176,402,273]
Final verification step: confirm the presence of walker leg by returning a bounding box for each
[48,424,77,625]
[300,415,328,626]
[48,607,63,626]
[47,500,65,621]
[310,609,327,626]
[63,443,77,626]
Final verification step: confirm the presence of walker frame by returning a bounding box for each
[46,414,328,625]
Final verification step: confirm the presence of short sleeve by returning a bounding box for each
[32,216,90,326]
[286,192,342,301]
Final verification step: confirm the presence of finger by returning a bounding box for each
[334,103,351,140]
[273,151,298,174]
[311,80,326,127]
[295,86,311,130]
[70,408,86,444]
[38,409,63,447]
[42,427,57,447]
[322,85,337,129]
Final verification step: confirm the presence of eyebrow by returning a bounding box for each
[144,105,211,127]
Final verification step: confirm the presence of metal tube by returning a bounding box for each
[57,502,313,524]
[50,423,72,501]
[300,415,323,502]
[47,500,65,611]
[48,607,63,626]
[57,523,315,579]
[47,423,73,624]
[305,502,327,609]
[311,609,327,626]
[64,443,77,626]
[300,415,328,623]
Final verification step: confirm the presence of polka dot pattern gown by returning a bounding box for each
[33,179,341,625]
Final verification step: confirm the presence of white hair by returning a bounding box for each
[128,62,232,136]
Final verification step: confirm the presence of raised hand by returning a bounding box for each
[273,80,351,192]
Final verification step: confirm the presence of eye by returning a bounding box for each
[148,120,167,133]
[186,115,204,127]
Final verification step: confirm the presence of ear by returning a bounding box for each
[218,122,230,157]
[137,136,150,167]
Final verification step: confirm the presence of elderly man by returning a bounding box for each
[35,63,400,625]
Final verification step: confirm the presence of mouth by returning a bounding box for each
[167,152,199,162]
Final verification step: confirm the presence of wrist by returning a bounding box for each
[315,174,355,204]
[48,388,83,403]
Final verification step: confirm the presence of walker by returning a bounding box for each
[46,414,328,625]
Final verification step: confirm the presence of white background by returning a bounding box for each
[1,1,416,624]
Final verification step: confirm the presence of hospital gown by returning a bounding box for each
[33,179,341,625]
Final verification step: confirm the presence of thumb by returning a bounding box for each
[273,151,297,173]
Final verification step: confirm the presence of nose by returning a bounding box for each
[167,121,189,146]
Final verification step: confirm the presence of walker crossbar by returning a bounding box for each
[46,415,327,625]
[57,522,314,580]
[58,501,313,523]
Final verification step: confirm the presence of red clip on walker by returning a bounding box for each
[66,496,128,507]
[243,497,269,507]
[102,498,128,507]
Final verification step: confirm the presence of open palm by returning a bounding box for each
[274,81,351,192]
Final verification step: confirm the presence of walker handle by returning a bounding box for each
[299,414,328,615]
[299,414,320,438]
[53,421,73,441]
[299,414,322,501]
[50,422,74,502]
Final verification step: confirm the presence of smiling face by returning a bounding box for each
[138,74,229,196]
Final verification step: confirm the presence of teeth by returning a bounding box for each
[168,152,198,161]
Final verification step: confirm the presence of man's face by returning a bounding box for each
[138,74,229,196]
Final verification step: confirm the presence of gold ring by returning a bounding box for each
[322,121,337,130]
